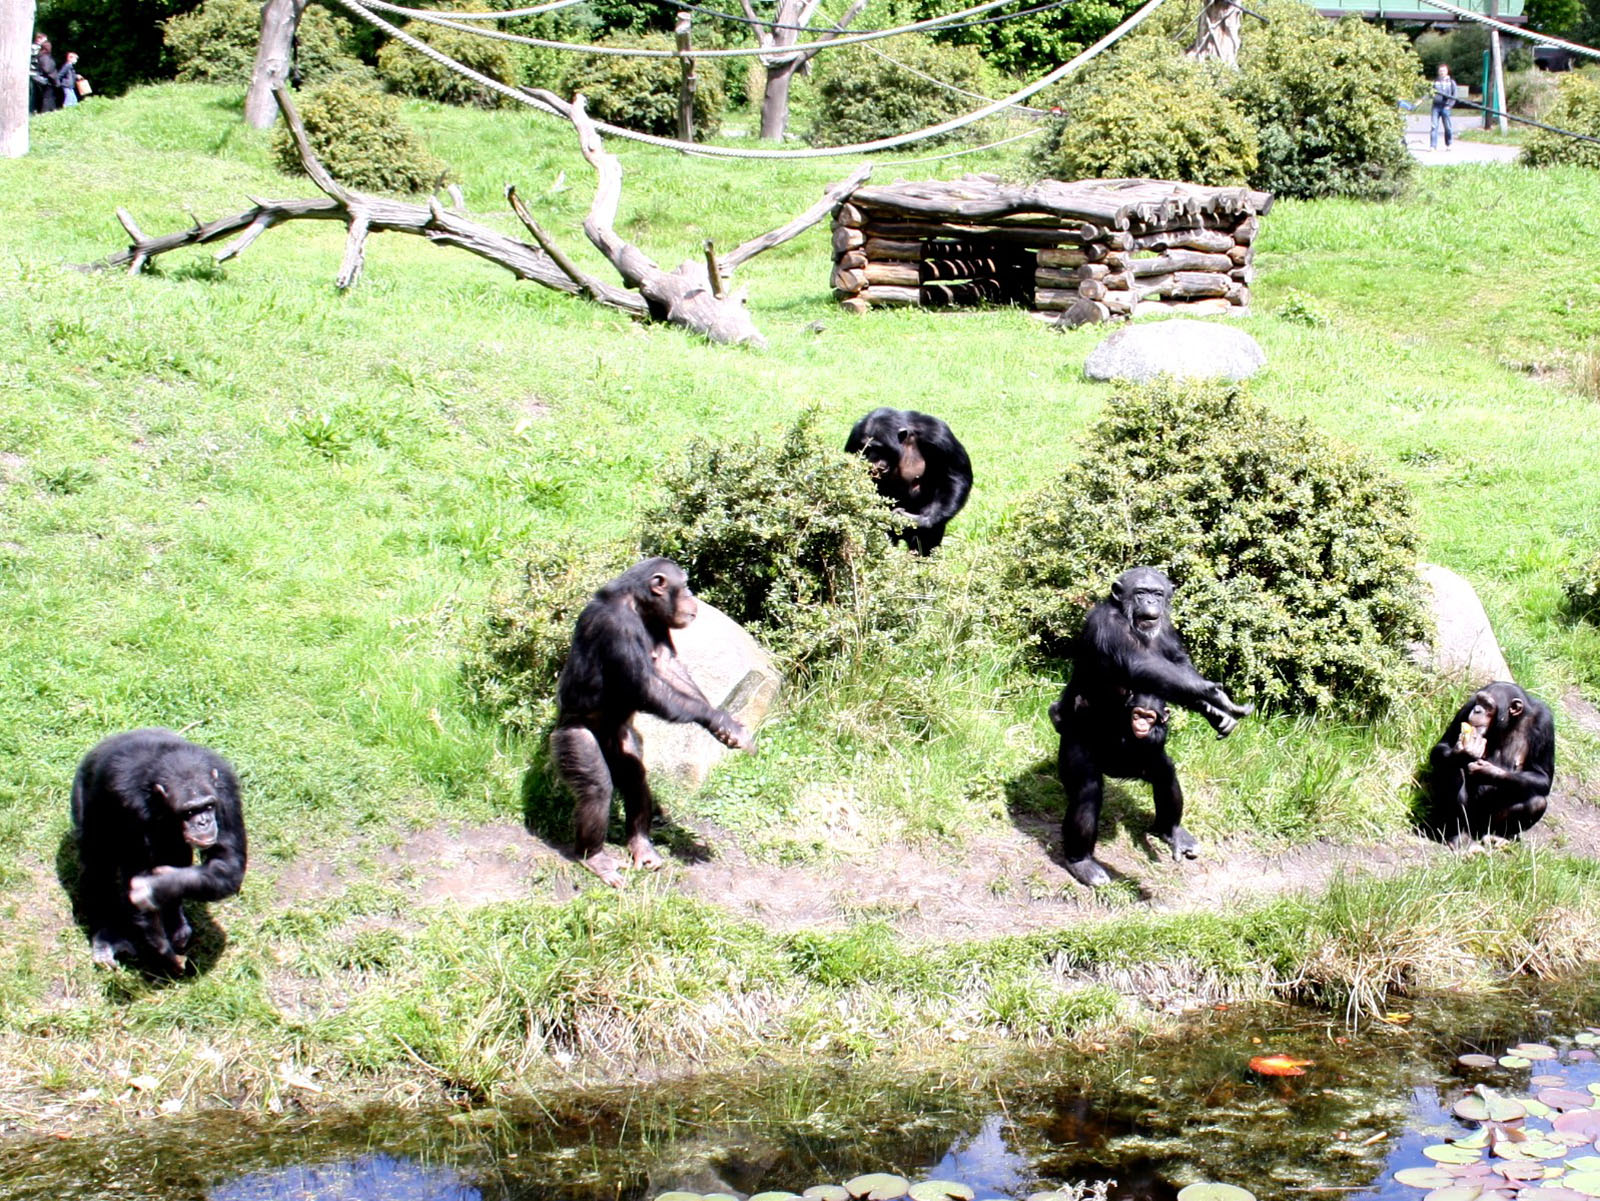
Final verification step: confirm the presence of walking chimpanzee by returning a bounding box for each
[551,558,754,887]
[845,408,972,554]
[71,729,248,973]
[1051,567,1252,888]
[1428,681,1554,849]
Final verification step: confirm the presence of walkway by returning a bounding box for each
[1406,111,1522,163]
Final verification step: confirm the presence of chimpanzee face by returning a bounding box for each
[859,422,925,487]
[1112,567,1174,638]
[651,568,698,630]
[1469,687,1525,734]
[153,772,220,848]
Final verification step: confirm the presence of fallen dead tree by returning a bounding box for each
[89,86,870,348]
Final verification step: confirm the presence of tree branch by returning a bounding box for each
[723,163,870,270]
[794,0,869,65]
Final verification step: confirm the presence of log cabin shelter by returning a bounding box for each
[831,176,1275,327]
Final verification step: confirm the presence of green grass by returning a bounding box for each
[5,83,1600,1118]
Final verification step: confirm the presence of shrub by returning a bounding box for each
[1524,73,1600,169]
[1566,552,1600,622]
[1416,25,1530,87]
[913,0,1150,77]
[376,22,519,107]
[1505,68,1560,120]
[994,381,1427,714]
[271,79,448,195]
[809,35,997,147]
[164,0,364,86]
[1231,0,1418,200]
[1031,42,1257,186]
[564,34,725,136]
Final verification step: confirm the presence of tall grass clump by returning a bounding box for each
[995,380,1427,714]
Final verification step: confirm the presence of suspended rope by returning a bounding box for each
[1451,94,1600,144]
[874,125,1045,164]
[861,43,1052,116]
[669,0,1074,35]
[1414,0,1600,62]
[347,0,585,19]
[331,0,1167,158]
[347,0,1071,57]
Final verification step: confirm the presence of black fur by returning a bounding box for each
[845,407,972,554]
[1427,681,1554,849]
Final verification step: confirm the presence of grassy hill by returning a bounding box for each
[3,85,1600,1124]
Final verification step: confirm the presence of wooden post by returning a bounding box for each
[1,0,34,158]
[1488,1,1507,136]
[675,11,696,144]
[245,0,309,129]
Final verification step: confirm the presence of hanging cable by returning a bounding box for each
[861,43,1052,115]
[347,0,585,19]
[668,0,1074,35]
[330,0,1167,158]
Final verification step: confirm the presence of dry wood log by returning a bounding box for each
[832,265,868,293]
[838,202,866,227]
[1230,265,1254,285]
[1164,271,1231,299]
[862,220,1084,248]
[1059,297,1111,327]
[837,249,867,271]
[1102,251,1129,271]
[861,236,923,262]
[1227,244,1249,267]
[1037,247,1089,268]
[1102,290,1134,315]
[1132,229,1234,254]
[833,224,865,254]
[852,185,1133,227]
[923,280,1003,305]
[1107,270,1134,291]
[1233,215,1259,243]
[1105,232,1134,251]
[860,284,920,307]
[1130,250,1233,276]
[1078,279,1109,301]
[838,296,870,315]
[1034,266,1081,289]
[1076,263,1110,281]
[864,261,919,287]
[1134,272,1172,298]
[1228,284,1251,307]
[1034,287,1077,310]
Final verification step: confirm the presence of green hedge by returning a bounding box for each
[809,35,997,147]
[564,34,725,136]
[271,79,448,195]
[164,0,364,86]
[1524,73,1600,169]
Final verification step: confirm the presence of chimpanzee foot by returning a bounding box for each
[1156,825,1199,861]
[90,931,134,968]
[630,838,666,871]
[1446,831,1475,852]
[1065,856,1111,888]
[580,851,626,888]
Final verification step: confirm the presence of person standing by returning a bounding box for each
[58,51,79,107]
[1430,62,1458,151]
[28,32,47,114]
[32,38,60,115]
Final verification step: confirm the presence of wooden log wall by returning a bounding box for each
[831,175,1269,325]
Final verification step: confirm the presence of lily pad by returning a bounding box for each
[1175,1185,1256,1201]
[1457,1130,1491,1150]
[1461,1055,1503,1070]
[1027,1194,1066,1201]
[1536,1077,1572,1088]
[656,1193,705,1201]
[1563,1172,1600,1197]
[1424,1187,1486,1201]
[1502,1057,1535,1070]
[1397,1168,1460,1189]
[706,1194,741,1201]
[1553,1112,1600,1138]
[752,1193,802,1201]
[1567,1159,1600,1174]
[1574,1052,1598,1063]
[805,1190,850,1201]
[1522,1189,1592,1201]
[1515,1045,1560,1061]
[1429,1145,1487,1165]
[1542,1091,1595,1111]
[1575,1034,1600,1048]
[1497,1162,1549,1181]
[847,1176,910,1201]
[1528,1100,1556,1118]
[910,1184,975,1201]
[1457,1095,1528,1123]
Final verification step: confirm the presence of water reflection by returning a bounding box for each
[208,1153,480,1201]
[926,1114,1033,1197]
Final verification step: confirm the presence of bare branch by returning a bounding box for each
[271,85,352,205]
[215,213,274,263]
[795,0,868,65]
[336,211,370,290]
[723,163,871,270]
[703,240,725,298]
[505,184,638,309]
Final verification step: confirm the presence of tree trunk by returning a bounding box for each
[675,12,696,143]
[245,0,308,129]
[1187,0,1241,64]
[759,57,800,141]
[1,0,33,158]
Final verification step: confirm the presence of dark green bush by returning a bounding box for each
[1565,553,1600,621]
[163,0,364,85]
[914,0,1147,77]
[995,381,1427,714]
[1524,73,1600,168]
[271,79,448,195]
[1031,42,1257,186]
[1232,0,1418,200]
[564,34,725,136]
[808,35,996,146]
[376,22,519,107]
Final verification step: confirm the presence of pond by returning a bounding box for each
[7,978,1600,1201]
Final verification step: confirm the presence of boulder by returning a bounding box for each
[637,601,780,788]
[1083,318,1266,383]
[1409,563,1514,684]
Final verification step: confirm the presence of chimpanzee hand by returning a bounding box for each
[1466,758,1507,779]
[711,712,756,754]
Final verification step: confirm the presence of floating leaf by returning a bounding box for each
[1428,1146,1485,1164]
[1574,1052,1598,1063]
[910,1184,974,1201]
[705,1194,740,1201]
[1501,1057,1534,1070]
[805,1190,850,1201]
[1497,1162,1548,1181]
[1424,1187,1485,1201]
[1542,1091,1595,1112]
[1553,1112,1600,1138]
[1397,1168,1460,1189]
[1461,1055,1502,1070]
[1521,1189,1591,1201]
[1250,1055,1314,1077]
[1536,1077,1572,1088]
[1527,1100,1555,1118]
[847,1175,910,1201]
[1027,1193,1065,1201]
[1563,1172,1600,1197]
[1568,1160,1600,1174]
[1515,1045,1560,1061]
[752,1193,801,1201]
[656,1193,704,1201]
[1575,1034,1600,1048]
[1457,1131,1491,1150]
[1176,1185,1256,1201]
[1457,1095,1528,1123]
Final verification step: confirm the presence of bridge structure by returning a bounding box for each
[1315,0,1523,20]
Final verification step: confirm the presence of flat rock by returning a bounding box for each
[1083,318,1265,383]
[1409,562,1513,684]
[637,601,780,788]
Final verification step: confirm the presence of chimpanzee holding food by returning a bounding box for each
[552,558,755,888]
[70,729,248,973]
[1427,681,1554,849]
[845,407,972,554]
[1051,567,1253,888]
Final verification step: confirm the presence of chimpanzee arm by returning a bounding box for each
[1086,609,1237,714]
[1469,705,1556,794]
[133,831,246,910]
[1430,699,1479,771]
[599,627,751,749]
[908,422,972,528]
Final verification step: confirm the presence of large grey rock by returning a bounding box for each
[637,601,780,788]
[1409,563,1514,684]
[1084,318,1266,383]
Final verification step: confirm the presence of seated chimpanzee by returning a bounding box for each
[845,407,972,555]
[551,558,755,888]
[71,729,247,973]
[1051,567,1253,888]
[1427,681,1554,850]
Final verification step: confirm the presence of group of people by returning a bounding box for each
[29,31,87,115]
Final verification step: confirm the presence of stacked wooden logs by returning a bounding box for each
[830,176,1272,326]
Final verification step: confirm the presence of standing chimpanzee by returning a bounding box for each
[845,407,972,555]
[552,558,755,888]
[1428,681,1554,850]
[1051,567,1253,888]
[71,729,247,973]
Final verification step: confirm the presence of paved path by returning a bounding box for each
[1406,110,1522,163]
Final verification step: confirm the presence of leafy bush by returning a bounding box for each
[376,22,519,107]
[995,381,1427,714]
[1232,0,1418,200]
[809,35,997,147]
[1524,73,1600,168]
[1415,25,1530,87]
[564,34,724,136]
[1505,68,1560,120]
[914,0,1147,77]
[1566,552,1600,622]
[271,79,448,195]
[164,0,364,85]
[1031,42,1257,186]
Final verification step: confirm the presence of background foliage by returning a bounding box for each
[164,0,366,86]
[563,34,727,136]
[270,78,448,193]
[1524,73,1600,168]
[808,35,998,146]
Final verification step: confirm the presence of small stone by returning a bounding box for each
[1083,318,1265,383]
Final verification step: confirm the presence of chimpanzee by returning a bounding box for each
[551,558,755,888]
[844,407,972,555]
[1428,681,1554,850]
[1052,567,1253,888]
[70,729,247,973]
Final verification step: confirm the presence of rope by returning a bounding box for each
[1414,0,1600,62]
[331,0,1167,157]
[670,0,1077,34]
[1451,95,1600,145]
[875,125,1044,164]
[861,42,1052,115]
[347,0,1072,57]
[346,0,585,19]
